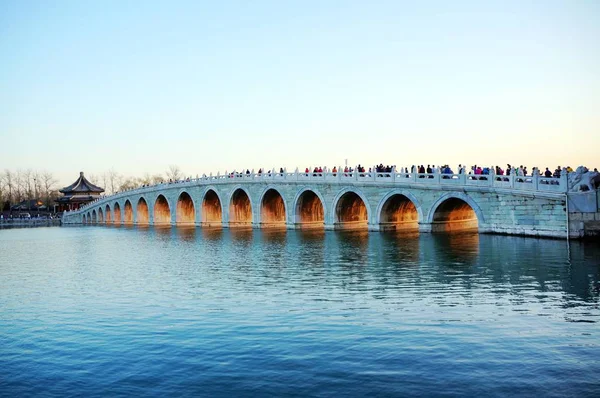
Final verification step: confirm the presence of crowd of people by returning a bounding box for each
[229,163,596,183]
[120,163,597,190]
[214,164,597,182]
[73,161,599,213]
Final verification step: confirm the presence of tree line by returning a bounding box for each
[1,165,185,212]
[88,165,184,196]
[1,169,58,211]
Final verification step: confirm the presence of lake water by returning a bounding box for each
[1,226,599,397]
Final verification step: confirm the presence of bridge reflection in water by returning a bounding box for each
[100,225,600,305]
[107,222,600,308]
[3,225,598,397]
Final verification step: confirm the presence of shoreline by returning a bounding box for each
[0,219,61,229]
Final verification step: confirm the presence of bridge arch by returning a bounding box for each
[87,212,91,224]
[259,186,288,228]
[105,204,112,224]
[113,202,122,224]
[176,190,196,225]
[229,186,253,227]
[153,194,172,225]
[427,192,483,232]
[202,187,223,226]
[124,200,133,224]
[136,197,149,225]
[98,207,104,223]
[91,210,97,224]
[332,188,371,230]
[293,187,326,228]
[82,214,87,224]
[376,190,422,231]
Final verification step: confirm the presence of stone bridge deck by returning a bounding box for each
[62,170,599,239]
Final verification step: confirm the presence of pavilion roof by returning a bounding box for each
[59,172,105,194]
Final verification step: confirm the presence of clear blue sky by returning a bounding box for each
[1,0,598,187]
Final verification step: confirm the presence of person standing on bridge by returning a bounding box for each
[553,167,561,178]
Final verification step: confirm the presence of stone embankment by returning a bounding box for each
[0,218,61,229]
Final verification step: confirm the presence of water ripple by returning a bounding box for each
[0,227,599,397]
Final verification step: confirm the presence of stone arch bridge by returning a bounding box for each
[61,169,596,239]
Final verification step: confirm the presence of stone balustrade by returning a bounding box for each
[71,168,570,214]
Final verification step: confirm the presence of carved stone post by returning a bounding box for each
[561,168,568,192]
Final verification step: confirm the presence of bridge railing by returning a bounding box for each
[68,169,569,215]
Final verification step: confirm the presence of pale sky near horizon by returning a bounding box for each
[1,0,599,187]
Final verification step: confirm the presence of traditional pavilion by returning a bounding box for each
[56,172,104,211]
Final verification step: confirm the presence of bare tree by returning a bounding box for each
[107,168,121,195]
[140,173,152,186]
[165,165,183,181]
[0,175,4,211]
[2,169,14,206]
[118,177,138,192]
[41,171,58,208]
[14,170,24,203]
[151,174,164,185]
[101,172,109,192]
[33,170,43,200]
[88,173,99,187]
[22,169,33,199]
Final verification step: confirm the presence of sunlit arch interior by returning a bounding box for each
[124,201,133,224]
[431,197,478,232]
[229,189,252,228]
[113,203,122,224]
[136,198,149,225]
[176,192,195,225]
[335,191,368,230]
[105,205,112,224]
[379,194,419,231]
[295,190,324,229]
[154,195,171,225]
[202,189,222,227]
[261,189,286,228]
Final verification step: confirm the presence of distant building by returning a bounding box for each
[56,172,104,211]
[11,199,47,212]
